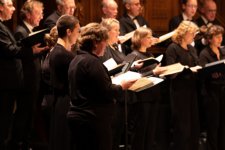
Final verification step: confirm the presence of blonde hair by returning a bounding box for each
[131,27,152,50]
[44,26,58,48]
[20,0,43,20]
[101,18,119,31]
[172,20,199,44]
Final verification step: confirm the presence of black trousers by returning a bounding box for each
[0,92,16,150]
[205,84,225,150]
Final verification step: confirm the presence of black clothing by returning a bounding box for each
[49,44,75,150]
[119,14,149,35]
[165,43,200,150]
[0,21,23,149]
[100,44,126,64]
[9,22,42,149]
[127,50,156,76]
[119,14,149,54]
[0,21,23,90]
[194,16,225,55]
[126,50,161,150]
[44,11,61,29]
[67,50,123,150]
[199,46,225,150]
[168,14,184,32]
[195,16,221,28]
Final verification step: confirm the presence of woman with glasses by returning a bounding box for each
[169,0,198,31]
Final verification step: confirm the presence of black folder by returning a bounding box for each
[21,28,50,47]
[108,63,126,76]
[198,59,225,77]
[140,57,160,68]
[122,54,137,73]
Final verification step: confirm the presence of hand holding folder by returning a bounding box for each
[21,28,50,47]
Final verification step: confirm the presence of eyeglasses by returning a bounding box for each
[207,9,217,13]
[186,4,198,9]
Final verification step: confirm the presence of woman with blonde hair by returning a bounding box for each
[100,18,129,64]
[165,20,200,150]
[124,27,166,150]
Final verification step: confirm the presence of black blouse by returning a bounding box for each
[199,46,225,84]
[68,50,123,119]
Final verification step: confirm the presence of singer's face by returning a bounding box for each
[108,24,120,44]
[0,0,15,21]
[204,1,217,22]
[69,23,80,46]
[210,34,223,48]
[127,0,141,17]
[103,2,118,19]
[29,6,43,27]
[183,0,198,18]
[60,0,76,15]
[183,31,196,44]
[141,34,153,49]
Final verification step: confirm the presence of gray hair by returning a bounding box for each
[56,0,64,5]
[123,0,132,4]
[0,0,7,5]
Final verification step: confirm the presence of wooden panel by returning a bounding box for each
[215,0,225,27]
[6,0,225,34]
[143,0,181,33]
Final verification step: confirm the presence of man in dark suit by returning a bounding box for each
[169,0,198,31]
[10,1,47,150]
[101,0,118,20]
[119,0,149,55]
[195,0,224,54]
[0,0,41,149]
[44,0,76,29]
[0,0,21,149]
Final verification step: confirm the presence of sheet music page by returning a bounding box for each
[155,54,163,62]
[159,63,185,77]
[103,58,118,71]
[128,76,164,92]
[112,71,142,85]
[158,30,176,43]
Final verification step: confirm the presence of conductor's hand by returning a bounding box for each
[32,43,49,54]
[120,78,137,90]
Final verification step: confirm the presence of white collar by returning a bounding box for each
[200,16,209,25]
[182,13,192,21]
[23,21,34,33]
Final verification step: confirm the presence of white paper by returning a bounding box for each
[112,71,142,85]
[103,58,118,71]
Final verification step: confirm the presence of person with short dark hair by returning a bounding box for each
[49,14,80,150]
[44,0,76,29]
[119,0,149,54]
[67,23,136,150]
[194,0,225,54]
[199,25,225,150]
[169,0,198,31]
